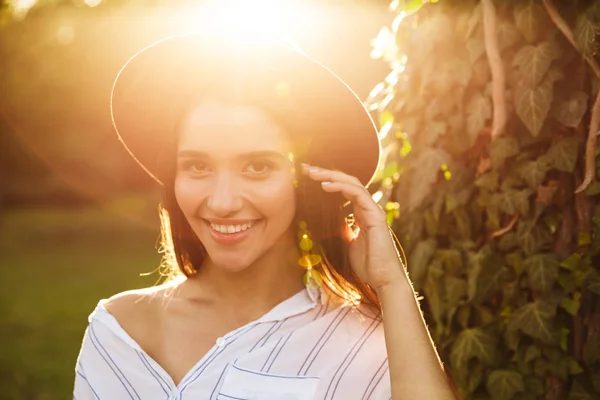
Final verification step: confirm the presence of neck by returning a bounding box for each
[183,239,306,319]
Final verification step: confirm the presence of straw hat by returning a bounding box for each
[110,33,380,186]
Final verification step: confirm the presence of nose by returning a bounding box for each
[206,173,244,217]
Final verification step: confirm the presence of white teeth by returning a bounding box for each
[209,221,256,234]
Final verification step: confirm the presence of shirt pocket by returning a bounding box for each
[217,364,320,400]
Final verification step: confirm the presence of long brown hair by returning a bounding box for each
[155,99,382,315]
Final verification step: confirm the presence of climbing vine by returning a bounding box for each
[369,0,600,398]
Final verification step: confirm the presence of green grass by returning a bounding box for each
[0,207,161,399]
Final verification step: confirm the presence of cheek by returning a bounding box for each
[174,178,203,216]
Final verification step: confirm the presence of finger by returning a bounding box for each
[301,164,363,187]
[320,181,386,226]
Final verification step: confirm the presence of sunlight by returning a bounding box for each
[173,0,311,38]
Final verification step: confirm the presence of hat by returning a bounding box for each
[110,33,380,186]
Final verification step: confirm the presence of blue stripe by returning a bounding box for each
[232,364,319,380]
[249,321,279,352]
[217,394,250,400]
[209,364,230,400]
[362,358,388,400]
[141,353,172,391]
[326,319,381,399]
[179,323,259,398]
[302,307,353,375]
[135,350,169,396]
[261,336,283,371]
[89,323,138,399]
[297,307,346,375]
[313,297,329,321]
[75,369,100,400]
[266,332,293,373]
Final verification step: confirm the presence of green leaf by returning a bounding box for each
[409,239,437,290]
[495,188,533,215]
[553,91,589,128]
[508,300,557,344]
[467,246,491,302]
[466,92,492,145]
[514,0,546,43]
[517,221,552,255]
[486,370,524,400]
[560,253,582,271]
[497,20,520,52]
[408,148,449,212]
[560,292,581,316]
[450,328,496,370]
[512,42,555,86]
[475,171,499,191]
[586,271,600,295]
[574,10,600,58]
[490,136,519,169]
[518,158,550,189]
[546,137,580,172]
[524,253,559,293]
[524,345,541,363]
[424,261,445,329]
[584,180,600,196]
[514,82,553,137]
[445,275,467,308]
[569,379,593,400]
[476,255,508,303]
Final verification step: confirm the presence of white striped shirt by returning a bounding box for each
[74,286,391,400]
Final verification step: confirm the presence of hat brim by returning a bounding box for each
[110,33,380,186]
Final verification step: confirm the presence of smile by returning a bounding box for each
[209,221,257,234]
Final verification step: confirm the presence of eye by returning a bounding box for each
[181,160,211,176]
[244,161,272,175]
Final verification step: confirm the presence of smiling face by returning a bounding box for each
[174,100,297,272]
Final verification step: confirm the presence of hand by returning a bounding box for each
[302,164,406,292]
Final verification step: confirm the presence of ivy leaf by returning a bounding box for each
[524,253,560,294]
[467,246,491,302]
[476,254,508,303]
[586,271,600,295]
[486,370,525,400]
[514,0,546,43]
[422,121,447,146]
[508,300,557,344]
[450,328,496,370]
[490,136,519,169]
[466,92,492,145]
[569,379,594,400]
[553,91,589,127]
[407,148,448,212]
[467,37,486,64]
[512,42,555,86]
[517,221,553,255]
[409,239,437,290]
[497,20,520,52]
[517,158,550,189]
[475,171,499,191]
[546,137,581,173]
[574,10,600,58]
[495,188,533,215]
[424,261,445,329]
[514,82,553,137]
[445,275,467,308]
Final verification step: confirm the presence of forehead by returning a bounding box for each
[177,101,292,155]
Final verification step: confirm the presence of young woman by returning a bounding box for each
[73,33,456,400]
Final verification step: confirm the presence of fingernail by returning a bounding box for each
[301,163,310,169]
[309,168,320,173]
[321,181,332,185]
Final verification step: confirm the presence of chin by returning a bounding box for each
[208,252,256,273]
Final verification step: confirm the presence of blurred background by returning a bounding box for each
[0,0,390,398]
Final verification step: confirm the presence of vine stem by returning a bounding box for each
[490,212,519,239]
[542,0,600,78]
[481,0,506,139]
[576,91,600,193]
[542,0,600,193]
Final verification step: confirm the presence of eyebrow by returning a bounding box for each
[177,149,289,161]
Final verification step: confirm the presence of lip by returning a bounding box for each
[204,219,260,245]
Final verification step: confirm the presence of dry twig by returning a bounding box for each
[576,90,600,193]
[491,212,519,239]
[482,0,507,139]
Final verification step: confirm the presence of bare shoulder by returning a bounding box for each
[103,281,179,326]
